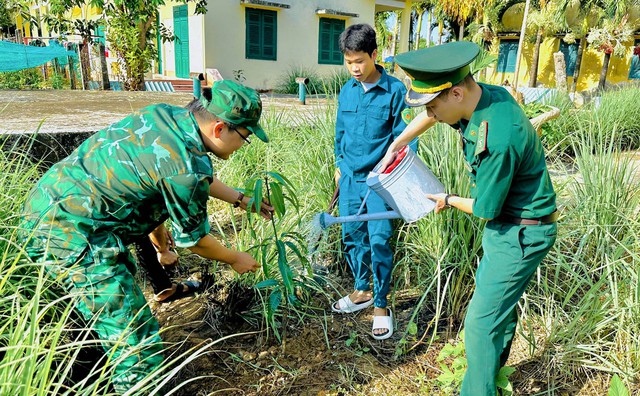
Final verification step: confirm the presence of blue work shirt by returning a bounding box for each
[335,65,409,176]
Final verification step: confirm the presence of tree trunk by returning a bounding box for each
[391,11,400,56]
[553,51,567,91]
[426,11,432,47]
[598,51,611,91]
[513,0,531,89]
[529,28,542,87]
[459,19,465,41]
[438,20,443,45]
[68,55,77,89]
[570,39,585,94]
[415,11,424,50]
[79,41,90,90]
[99,43,111,90]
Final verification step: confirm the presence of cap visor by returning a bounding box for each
[247,124,269,143]
[404,89,441,107]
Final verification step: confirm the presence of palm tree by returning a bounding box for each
[527,0,565,87]
[587,13,634,90]
[436,0,498,40]
[375,11,393,53]
[556,0,602,93]
[413,1,432,50]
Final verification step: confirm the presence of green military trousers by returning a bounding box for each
[65,250,164,393]
[461,220,557,396]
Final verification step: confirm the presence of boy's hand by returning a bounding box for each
[380,145,403,172]
[230,251,260,274]
[334,168,341,187]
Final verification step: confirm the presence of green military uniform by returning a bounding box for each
[22,103,214,392]
[396,42,557,396]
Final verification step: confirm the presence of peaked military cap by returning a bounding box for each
[200,80,269,143]
[395,41,480,107]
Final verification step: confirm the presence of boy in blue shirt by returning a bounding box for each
[332,24,414,340]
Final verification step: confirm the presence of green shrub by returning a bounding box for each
[274,66,350,95]
[0,68,44,89]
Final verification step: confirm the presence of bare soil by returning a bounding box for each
[141,252,610,396]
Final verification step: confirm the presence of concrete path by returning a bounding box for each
[0,90,331,134]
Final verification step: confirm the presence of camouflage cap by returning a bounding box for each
[200,80,269,142]
[395,41,480,107]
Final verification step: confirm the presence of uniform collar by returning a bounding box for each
[349,65,390,92]
[467,83,491,132]
[187,112,209,154]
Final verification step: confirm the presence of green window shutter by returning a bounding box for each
[497,39,518,73]
[629,39,640,79]
[173,5,190,78]
[246,8,277,61]
[318,18,344,65]
[559,40,579,77]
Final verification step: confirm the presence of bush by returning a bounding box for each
[274,66,350,96]
[0,68,44,89]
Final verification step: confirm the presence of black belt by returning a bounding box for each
[495,210,558,225]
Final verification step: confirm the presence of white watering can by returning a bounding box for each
[317,146,445,229]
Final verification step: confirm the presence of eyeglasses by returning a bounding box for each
[231,127,251,145]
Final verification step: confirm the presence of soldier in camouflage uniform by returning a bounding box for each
[20,80,269,393]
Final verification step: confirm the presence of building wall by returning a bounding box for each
[159,1,203,78]
[485,8,640,91]
[159,0,375,90]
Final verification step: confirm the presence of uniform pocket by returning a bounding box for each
[365,104,391,138]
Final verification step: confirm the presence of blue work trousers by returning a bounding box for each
[338,172,394,308]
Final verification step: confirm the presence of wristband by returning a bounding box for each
[444,193,459,208]
[233,192,244,208]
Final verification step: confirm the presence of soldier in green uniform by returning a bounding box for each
[20,80,269,393]
[382,42,558,395]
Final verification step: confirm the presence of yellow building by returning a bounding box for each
[485,3,640,92]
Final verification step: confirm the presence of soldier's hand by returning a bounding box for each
[427,193,449,214]
[230,251,260,274]
[157,249,179,267]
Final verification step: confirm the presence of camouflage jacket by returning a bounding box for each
[21,104,214,264]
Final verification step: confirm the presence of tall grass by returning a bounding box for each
[2,85,640,392]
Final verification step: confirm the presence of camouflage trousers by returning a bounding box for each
[42,247,164,393]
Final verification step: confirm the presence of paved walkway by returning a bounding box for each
[0,89,332,134]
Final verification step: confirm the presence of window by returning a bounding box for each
[629,38,640,80]
[318,18,344,65]
[246,8,277,61]
[559,40,579,77]
[497,39,518,73]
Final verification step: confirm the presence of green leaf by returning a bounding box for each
[407,321,418,335]
[254,279,278,289]
[276,240,295,296]
[269,181,286,216]
[266,171,294,190]
[608,374,629,396]
[269,289,282,313]
[252,178,263,214]
[284,241,305,262]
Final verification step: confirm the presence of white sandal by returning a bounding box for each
[372,309,394,340]
[331,295,374,313]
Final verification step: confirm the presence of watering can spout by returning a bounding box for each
[317,210,402,230]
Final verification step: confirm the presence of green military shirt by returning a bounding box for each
[22,104,213,264]
[458,83,556,220]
